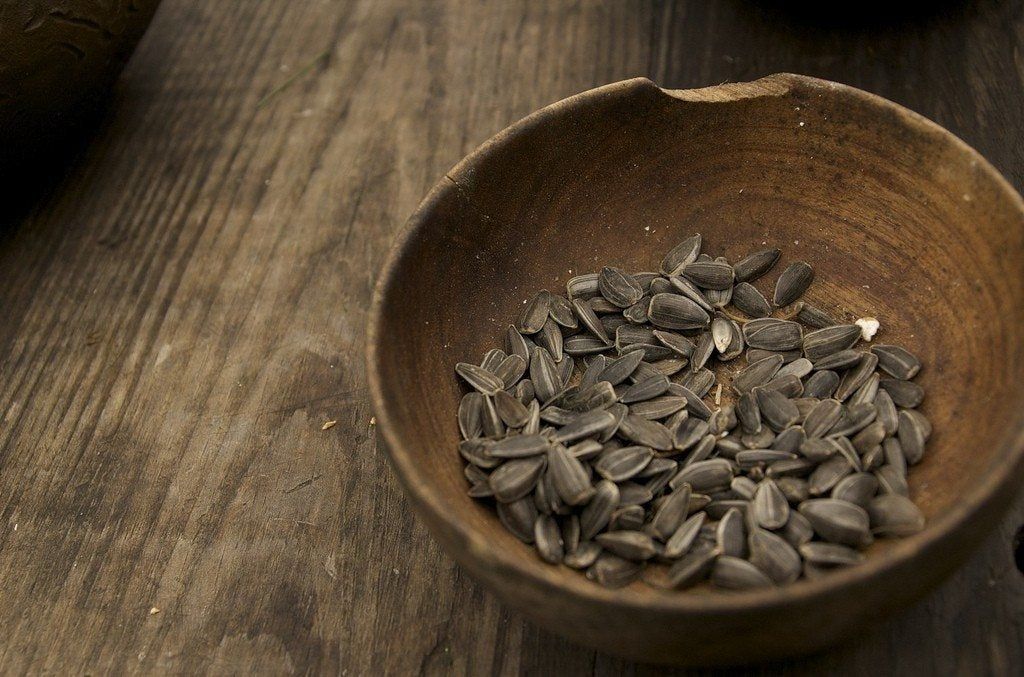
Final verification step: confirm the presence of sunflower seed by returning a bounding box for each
[490,456,546,502]
[594,445,653,482]
[682,261,734,290]
[686,332,714,373]
[897,407,929,464]
[798,437,837,463]
[780,510,815,547]
[730,476,758,500]
[661,234,703,275]
[455,362,505,395]
[766,457,817,478]
[709,404,737,434]
[848,373,880,407]
[883,438,907,477]
[712,556,774,589]
[875,464,909,497]
[546,444,595,505]
[741,428,776,450]
[902,408,932,440]
[802,373,838,404]
[505,325,532,365]
[674,417,709,451]
[649,293,711,331]
[666,384,712,420]
[851,421,886,454]
[664,510,706,558]
[737,391,761,434]
[563,335,613,356]
[652,330,695,357]
[623,296,651,324]
[610,503,647,528]
[671,458,733,492]
[828,402,877,437]
[566,273,600,300]
[587,553,642,588]
[801,398,842,438]
[464,463,488,485]
[530,347,565,403]
[773,426,807,453]
[579,480,619,540]
[871,344,921,380]
[736,450,797,467]
[748,527,801,584]
[799,498,872,547]
[599,267,644,308]
[773,261,814,307]
[753,479,790,529]
[777,477,811,505]
[777,358,813,380]
[756,388,800,431]
[556,355,575,387]
[481,396,506,438]
[597,531,658,561]
[873,389,899,436]
[793,301,837,328]
[494,354,528,389]
[803,324,861,361]
[677,368,716,399]
[481,349,507,373]
[733,354,784,394]
[734,248,781,282]
[683,435,718,468]
[831,472,878,508]
[489,434,549,459]
[538,317,564,362]
[862,444,884,471]
[592,297,624,314]
[629,396,688,420]
[621,374,671,403]
[458,392,484,440]
[716,507,747,557]
[835,352,879,401]
[706,271,734,308]
[562,541,601,569]
[533,515,564,563]
[745,320,804,351]
[600,349,645,386]
[867,494,924,536]
[459,439,500,469]
[579,356,607,390]
[572,298,612,345]
[799,541,864,566]
[664,543,716,589]
[833,436,864,472]
[494,390,530,428]
[879,378,925,408]
[812,349,862,371]
[555,409,617,444]
[748,349,803,365]
[518,292,552,334]
[729,282,771,319]
[807,455,852,496]
[648,356,689,377]
[497,497,537,543]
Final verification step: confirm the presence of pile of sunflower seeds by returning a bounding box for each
[455,234,928,590]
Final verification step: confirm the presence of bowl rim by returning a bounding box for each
[367,73,1024,614]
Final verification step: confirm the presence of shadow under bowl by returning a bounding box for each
[367,74,1024,665]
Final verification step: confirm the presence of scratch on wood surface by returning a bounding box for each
[283,473,323,494]
[256,48,331,109]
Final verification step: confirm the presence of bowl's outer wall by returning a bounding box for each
[370,76,1024,665]
[0,1,161,150]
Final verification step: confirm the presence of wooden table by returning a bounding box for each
[2,1,1021,673]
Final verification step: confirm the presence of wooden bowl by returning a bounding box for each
[367,75,1024,665]
[0,0,161,160]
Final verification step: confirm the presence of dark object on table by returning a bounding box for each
[367,75,1024,665]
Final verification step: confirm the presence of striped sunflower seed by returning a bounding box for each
[827,402,877,437]
[879,378,925,408]
[481,349,506,372]
[677,368,716,399]
[690,332,715,372]
[756,388,800,431]
[609,503,647,528]
[572,298,612,344]
[599,267,644,308]
[871,344,921,380]
[489,456,546,502]
[744,320,803,351]
[664,510,706,558]
[674,417,709,451]
[648,293,711,330]
[563,335,613,356]
[668,275,714,312]
[773,426,806,453]
[534,515,564,563]
[649,358,689,377]
[518,291,552,334]
[777,358,813,380]
[489,433,549,458]
[554,409,616,444]
[580,480,619,539]
[683,435,718,468]
[831,472,879,508]
[600,349,645,386]
[748,348,803,364]
[733,248,781,282]
[867,494,924,536]
[591,297,623,314]
[709,404,737,435]
[623,296,651,324]
[848,373,880,407]
[682,261,734,290]
[667,543,718,588]
[481,396,505,438]
[808,455,853,495]
[799,498,872,547]
[705,499,749,520]
[555,355,575,387]
[597,531,659,561]
[566,273,600,301]
[547,292,578,329]
[737,391,762,434]
[587,553,642,588]
[505,325,533,364]
[661,234,702,275]
[712,556,774,589]
[617,414,674,451]
[594,445,654,482]
[667,384,713,420]
[803,370,840,399]
[777,477,810,506]
[733,354,784,394]
[851,421,886,454]
[875,464,909,497]
[717,507,747,557]
[459,392,484,440]
[731,476,758,500]
[671,458,734,492]
[812,349,862,371]
[748,527,801,584]
[798,541,864,566]
[742,428,776,450]
[650,484,693,541]
[629,395,688,420]
[530,347,563,402]
[766,457,816,479]
[538,317,564,362]
[547,444,595,505]
[793,301,836,328]
[780,509,815,546]
[494,353,528,389]
[802,324,862,361]
[753,479,790,529]
[494,390,530,428]
[883,437,907,477]
[874,389,899,435]
[455,362,505,395]
[621,374,671,403]
[497,497,538,543]
[835,352,879,401]
[731,282,772,318]
[564,541,602,569]
[579,356,607,390]
[803,398,843,438]
[653,330,696,357]
[773,261,814,307]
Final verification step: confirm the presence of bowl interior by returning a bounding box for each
[373,76,1024,601]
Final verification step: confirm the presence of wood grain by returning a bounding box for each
[0,0,1021,673]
